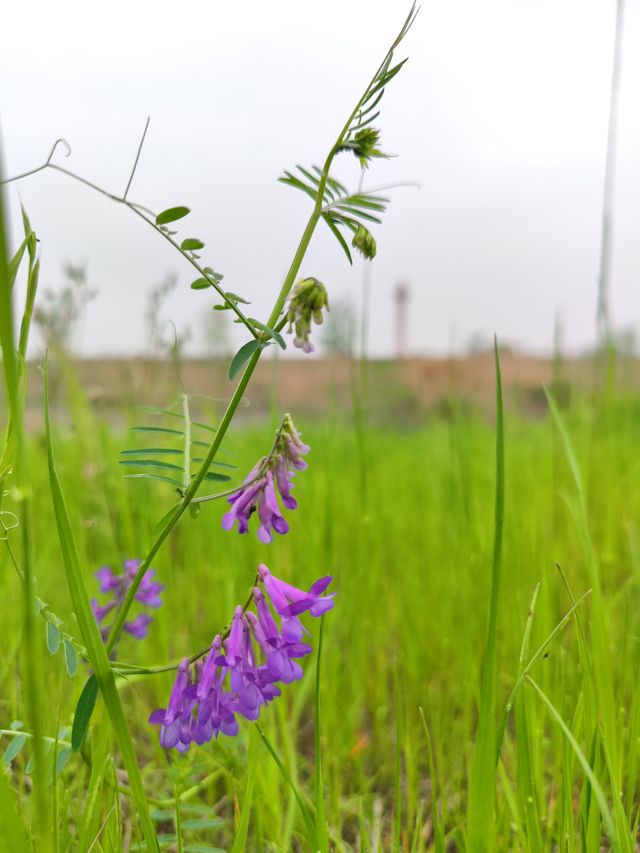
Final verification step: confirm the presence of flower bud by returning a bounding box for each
[352,225,377,260]
[337,127,387,169]
[285,278,329,353]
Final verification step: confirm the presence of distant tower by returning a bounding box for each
[395,282,410,359]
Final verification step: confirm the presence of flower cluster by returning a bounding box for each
[222,414,310,543]
[338,127,387,169]
[91,559,164,641]
[149,564,334,751]
[352,224,377,260]
[285,277,329,353]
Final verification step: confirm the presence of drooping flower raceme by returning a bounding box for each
[149,564,334,752]
[91,558,164,642]
[285,277,329,353]
[222,414,310,543]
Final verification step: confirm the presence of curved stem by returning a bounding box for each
[113,575,258,676]
[1,158,259,337]
[107,195,321,652]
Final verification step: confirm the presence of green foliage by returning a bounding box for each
[156,206,191,225]
[121,402,234,494]
[71,676,98,751]
[228,339,264,380]
[279,164,389,264]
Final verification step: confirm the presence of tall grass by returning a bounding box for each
[2,372,640,848]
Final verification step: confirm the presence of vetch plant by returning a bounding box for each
[0,6,418,850]
[286,277,330,353]
[148,564,334,752]
[91,559,164,642]
[222,414,310,541]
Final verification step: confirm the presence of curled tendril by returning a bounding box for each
[0,510,19,540]
[46,138,72,164]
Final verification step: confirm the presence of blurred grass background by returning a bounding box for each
[3,356,640,849]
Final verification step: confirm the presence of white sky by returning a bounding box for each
[1,0,639,358]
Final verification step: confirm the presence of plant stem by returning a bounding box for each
[107,197,324,653]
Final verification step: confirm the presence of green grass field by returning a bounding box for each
[3,372,640,851]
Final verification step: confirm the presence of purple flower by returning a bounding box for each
[149,563,335,752]
[221,415,310,542]
[124,613,152,639]
[148,658,196,751]
[91,559,164,643]
[259,564,334,618]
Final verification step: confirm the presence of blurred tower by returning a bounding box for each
[395,282,410,360]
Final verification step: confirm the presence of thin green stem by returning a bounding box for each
[1,157,259,336]
[181,393,191,493]
[107,203,323,652]
[315,617,329,852]
[256,723,318,849]
[0,730,71,748]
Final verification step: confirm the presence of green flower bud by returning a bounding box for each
[337,127,387,169]
[286,277,330,353]
[352,225,377,260]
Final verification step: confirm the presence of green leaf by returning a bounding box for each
[228,339,262,380]
[25,739,52,775]
[55,745,72,775]
[334,203,382,223]
[248,318,286,349]
[119,459,183,472]
[121,448,183,456]
[63,638,78,677]
[190,278,211,290]
[190,457,235,469]
[34,596,47,614]
[225,291,250,305]
[150,809,174,821]
[130,426,184,437]
[323,214,352,265]
[153,504,180,535]
[10,720,23,731]
[278,172,318,203]
[181,238,204,252]
[156,207,190,225]
[72,675,99,752]
[123,473,185,488]
[2,734,27,765]
[203,266,223,281]
[181,818,224,830]
[184,846,226,853]
[202,471,231,482]
[47,621,61,655]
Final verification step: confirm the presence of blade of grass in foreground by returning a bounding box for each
[256,724,318,850]
[43,361,159,852]
[230,727,260,853]
[545,392,619,799]
[0,769,29,853]
[0,154,49,847]
[466,338,505,852]
[314,616,329,853]
[526,676,620,851]
[418,707,445,853]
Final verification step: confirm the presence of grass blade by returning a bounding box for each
[231,727,260,853]
[466,338,505,851]
[527,677,619,850]
[43,360,159,852]
[315,616,329,853]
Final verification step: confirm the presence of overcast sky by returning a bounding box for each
[1,0,639,358]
